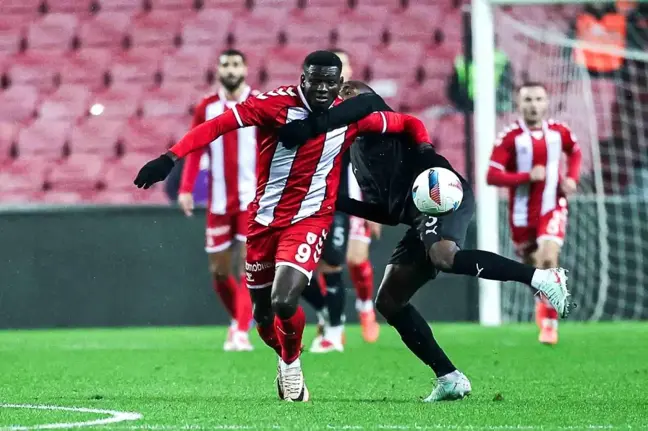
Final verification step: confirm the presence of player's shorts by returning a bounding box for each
[388,181,476,281]
[510,198,568,257]
[245,215,332,289]
[205,210,247,253]
[321,212,350,267]
[349,216,371,244]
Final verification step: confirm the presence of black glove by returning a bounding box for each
[278,117,318,150]
[134,153,175,189]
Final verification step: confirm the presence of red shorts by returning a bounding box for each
[511,200,568,257]
[245,215,332,289]
[205,210,247,253]
[349,216,371,244]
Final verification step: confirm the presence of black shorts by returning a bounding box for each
[321,211,350,266]
[388,181,475,279]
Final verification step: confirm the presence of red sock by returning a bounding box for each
[349,260,374,302]
[236,277,253,332]
[213,275,237,319]
[542,297,559,320]
[274,306,306,364]
[257,323,282,356]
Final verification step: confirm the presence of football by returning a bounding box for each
[412,167,464,215]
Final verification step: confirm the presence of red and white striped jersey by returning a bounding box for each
[170,85,430,229]
[180,86,259,215]
[488,119,582,227]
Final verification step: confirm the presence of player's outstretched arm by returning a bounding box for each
[278,93,391,149]
[134,110,244,189]
[357,112,431,145]
[335,196,399,226]
[486,132,535,187]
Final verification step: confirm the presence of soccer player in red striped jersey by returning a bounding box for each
[134,51,431,402]
[177,49,256,352]
[487,82,582,345]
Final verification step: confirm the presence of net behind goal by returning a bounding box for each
[475,0,648,322]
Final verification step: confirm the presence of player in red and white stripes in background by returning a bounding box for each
[177,49,256,352]
[335,49,380,343]
[487,82,582,345]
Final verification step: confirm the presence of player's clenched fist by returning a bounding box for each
[134,153,175,189]
[529,165,546,182]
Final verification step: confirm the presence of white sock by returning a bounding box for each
[325,325,344,343]
[355,299,374,312]
[280,357,300,370]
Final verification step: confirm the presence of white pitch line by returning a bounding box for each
[0,404,142,430]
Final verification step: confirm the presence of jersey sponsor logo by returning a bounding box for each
[245,261,274,272]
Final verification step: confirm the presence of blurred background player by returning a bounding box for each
[177,49,257,351]
[487,82,581,345]
[300,49,380,353]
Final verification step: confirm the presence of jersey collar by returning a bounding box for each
[519,118,548,135]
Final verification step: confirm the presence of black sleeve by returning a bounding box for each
[278,93,393,149]
[335,196,399,226]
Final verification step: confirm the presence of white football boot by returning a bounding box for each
[280,358,310,402]
[275,357,284,400]
[223,321,237,351]
[310,325,344,353]
[424,370,472,402]
[531,268,573,318]
[232,330,253,351]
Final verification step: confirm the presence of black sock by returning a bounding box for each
[301,276,325,312]
[386,304,456,377]
[450,249,536,285]
[324,272,346,326]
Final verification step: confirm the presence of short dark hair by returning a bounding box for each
[303,50,343,71]
[344,80,375,95]
[219,49,246,64]
[517,81,546,92]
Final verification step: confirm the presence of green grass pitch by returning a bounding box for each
[1,323,647,430]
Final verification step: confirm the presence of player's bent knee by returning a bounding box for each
[428,240,459,271]
[208,251,232,280]
[271,294,299,320]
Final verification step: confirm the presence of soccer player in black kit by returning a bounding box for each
[278,80,574,401]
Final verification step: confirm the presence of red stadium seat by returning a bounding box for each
[331,42,374,79]
[440,145,466,177]
[46,153,105,191]
[334,6,389,44]
[161,46,214,84]
[26,13,78,51]
[0,18,27,54]
[230,8,288,47]
[146,0,194,10]
[17,118,71,158]
[44,0,92,13]
[58,48,112,89]
[354,0,402,8]
[264,44,320,82]
[109,47,166,85]
[0,158,49,192]
[6,51,61,92]
[88,85,143,118]
[368,42,423,81]
[128,10,188,48]
[366,78,404,110]
[434,113,464,151]
[40,190,86,204]
[101,152,154,190]
[120,117,181,153]
[0,191,37,204]
[77,12,133,48]
[180,9,231,47]
[140,84,196,117]
[0,122,20,161]
[200,0,248,11]
[281,8,337,45]
[299,0,348,7]
[92,186,167,204]
[386,5,446,43]
[0,86,39,123]
[69,117,124,155]
[39,84,91,120]
[95,0,144,13]
[0,0,42,15]
[419,44,456,79]
[400,78,450,112]
[238,46,269,84]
